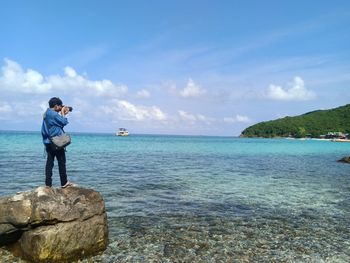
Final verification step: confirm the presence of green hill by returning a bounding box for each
[240,104,350,138]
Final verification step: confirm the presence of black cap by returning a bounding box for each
[48,97,63,108]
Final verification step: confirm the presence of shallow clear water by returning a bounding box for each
[1,131,350,262]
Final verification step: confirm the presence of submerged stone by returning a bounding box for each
[0,187,108,262]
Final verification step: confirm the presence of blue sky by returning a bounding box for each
[0,0,349,135]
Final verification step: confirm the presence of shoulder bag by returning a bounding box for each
[44,114,71,150]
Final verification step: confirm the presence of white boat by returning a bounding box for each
[116,128,129,136]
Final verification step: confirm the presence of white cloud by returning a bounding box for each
[178,110,197,122]
[40,101,48,112]
[0,58,128,97]
[178,110,212,124]
[196,114,207,122]
[0,101,13,120]
[179,78,206,98]
[0,58,51,93]
[64,66,78,78]
[266,76,316,101]
[0,100,46,118]
[12,102,46,116]
[102,100,167,121]
[47,66,128,97]
[136,89,151,98]
[0,101,12,113]
[224,114,250,123]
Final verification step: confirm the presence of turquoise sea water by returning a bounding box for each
[0,131,350,262]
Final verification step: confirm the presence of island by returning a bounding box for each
[240,104,350,139]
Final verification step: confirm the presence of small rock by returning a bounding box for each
[338,156,350,163]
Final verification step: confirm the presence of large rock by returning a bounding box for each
[338,156,350,163]
[0,187,108,262]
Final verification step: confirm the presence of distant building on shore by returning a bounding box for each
[322,132,348,139]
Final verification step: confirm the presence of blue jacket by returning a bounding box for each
[41,108,69,145]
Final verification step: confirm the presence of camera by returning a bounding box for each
[63,106,73,112]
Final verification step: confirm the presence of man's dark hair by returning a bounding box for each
[48,97,63,108]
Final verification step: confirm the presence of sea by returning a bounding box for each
[0,131,350,262]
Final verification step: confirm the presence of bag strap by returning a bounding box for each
[43,110,52,130]
[43,109,65,134]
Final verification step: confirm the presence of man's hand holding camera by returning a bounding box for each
[61,106,69,117]
[60,106,73,117]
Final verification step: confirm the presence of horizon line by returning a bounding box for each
[0,129,238,138]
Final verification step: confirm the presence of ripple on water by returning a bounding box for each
[1,133,350,262]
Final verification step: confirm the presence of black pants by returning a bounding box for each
[45,145,68,187]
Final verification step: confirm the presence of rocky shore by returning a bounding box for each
[0,187,108,262]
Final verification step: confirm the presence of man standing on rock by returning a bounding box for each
[41,97,73,188]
